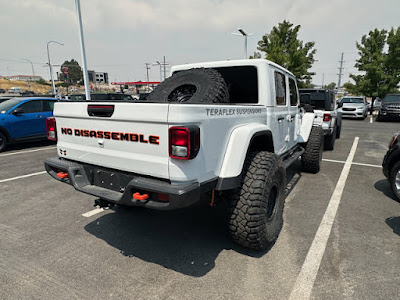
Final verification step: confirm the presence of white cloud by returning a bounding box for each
[0,0,398,83]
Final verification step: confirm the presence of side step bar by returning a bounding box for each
[282,146,305,169]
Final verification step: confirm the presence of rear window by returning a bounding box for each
[299,90,330,110]
[214,66,258,104]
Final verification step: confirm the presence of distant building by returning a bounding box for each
[2,75,42,82]
[88,70,108,84]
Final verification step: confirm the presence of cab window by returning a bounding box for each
[275,72,286,106]
[289,78,298,106]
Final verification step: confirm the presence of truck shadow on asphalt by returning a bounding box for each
[374,179,399,202]
[84,163,302,277]
[4,140,55,152]
[386,217,400,237]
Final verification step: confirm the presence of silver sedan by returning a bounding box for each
[338,96,369,119]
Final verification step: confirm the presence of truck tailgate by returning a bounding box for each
[53,102,169,179]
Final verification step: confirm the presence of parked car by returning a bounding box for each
[300,89,342,150]
[0,89,5,94]
[377,94,400,121]
[7,87,22,94]
[138,92,150,100]
[69,93,133,101]
[337,96,368,119]
[383,132,400,201]
[21,90,35,96]
[0,97,58,152]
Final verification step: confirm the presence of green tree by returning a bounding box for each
[343,82,359,94]
[37,78,50,86]
[60,59,83,84]
[257,20,317,88]
[326,82,336,90]
[249,52,262,59]
[349,28,400,100]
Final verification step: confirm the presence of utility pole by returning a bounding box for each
[322,73,325,89]
[153,61,162,82]
[162,56,169,81]
[337,52,344,92]
[145,63,151,91]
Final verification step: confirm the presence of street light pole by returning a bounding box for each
[153,61,162,82]
[232,28,253,59]
[47,40,63,95]
[74,0,91,100]
[145,63,151,92]
[21,59,37,94]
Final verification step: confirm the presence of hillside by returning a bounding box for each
[0,79,51,94]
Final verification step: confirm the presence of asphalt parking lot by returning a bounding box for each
[1,115,399,300]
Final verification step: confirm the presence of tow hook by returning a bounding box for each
[94,198,115,209]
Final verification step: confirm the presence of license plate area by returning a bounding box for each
[93,169,122,192]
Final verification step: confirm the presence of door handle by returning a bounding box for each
[278,117,284,122]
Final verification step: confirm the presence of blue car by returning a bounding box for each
[0,97,58,152]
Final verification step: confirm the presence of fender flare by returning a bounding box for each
[297,112,316,143]
[216,124,273,190]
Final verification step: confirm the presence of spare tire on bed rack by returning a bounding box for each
[146,68,230,104]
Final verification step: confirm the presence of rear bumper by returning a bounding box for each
[44,157,215,210]
[341,111,364,118]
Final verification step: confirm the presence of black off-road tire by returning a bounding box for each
[301,126,324,173]
[324,127,336,151]
[146,68,229,104]
[0,132,7,152]
[389,161,400,202]
[227,151,287,251]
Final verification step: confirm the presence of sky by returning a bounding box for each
[0,0,398,86]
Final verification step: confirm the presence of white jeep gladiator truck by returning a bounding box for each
[45,59,324,250]
[299,89,342,150]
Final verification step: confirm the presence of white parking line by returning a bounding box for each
[0,171,47,183]
[82,208,105,218]
[0,146,57,157]
[289,137,359,300]
[323,158,381,168]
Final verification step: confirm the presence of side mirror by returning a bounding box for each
[12,107,24,114]
[338,102,343,108]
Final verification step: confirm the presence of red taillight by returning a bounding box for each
[46,117,57,141]
[323,113,331,122]
[169,126,200,160]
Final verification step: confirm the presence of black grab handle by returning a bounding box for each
[87,105,115,117]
